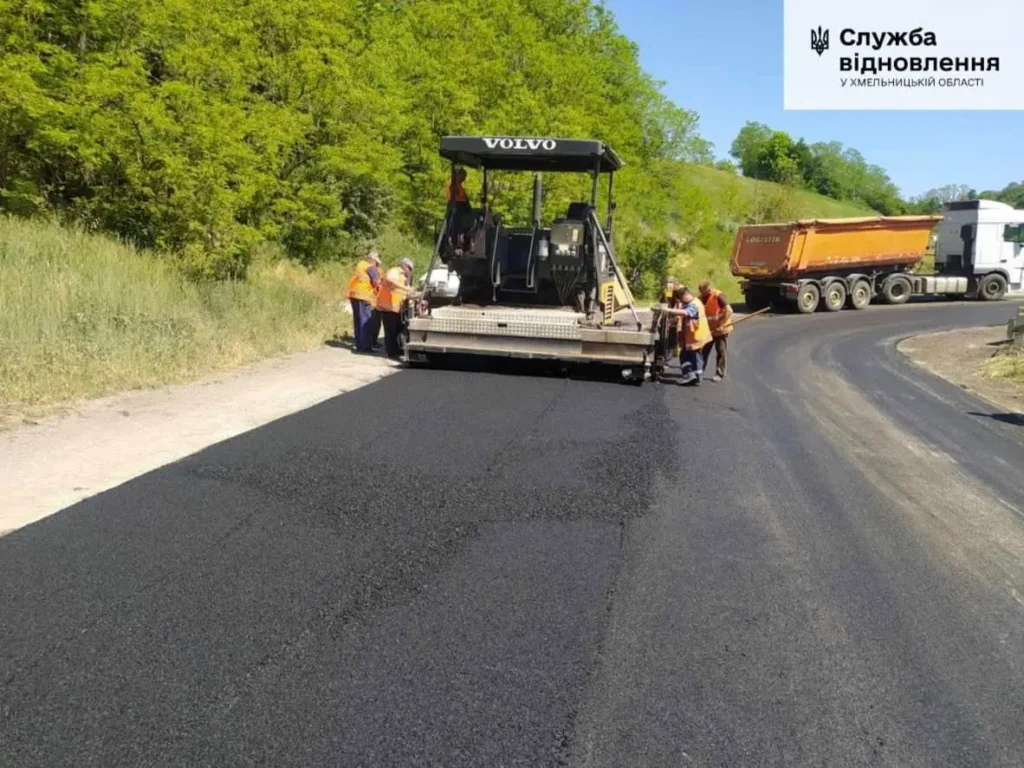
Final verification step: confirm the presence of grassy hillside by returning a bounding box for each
[690,165,877,221]
[0,216,363,411]
[669,166,878,301]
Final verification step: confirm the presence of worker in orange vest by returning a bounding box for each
[375,257,416,360]
[699,280,733,382]
[659,285,712,386]
[347,250,382,352]
[446,167,473,252]
[445,167,471,208]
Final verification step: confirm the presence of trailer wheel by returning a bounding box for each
[796,283,820,314]
[881,274,912,305]
[822,280,847,312]
[847,279,872,310]
[978,273,1008,301]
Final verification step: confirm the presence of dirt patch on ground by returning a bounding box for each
[897,325,1024,417]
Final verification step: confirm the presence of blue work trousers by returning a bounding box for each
[351,299,375,351]
[680,347,704,381]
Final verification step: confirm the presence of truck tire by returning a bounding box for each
[881,274,912,305]
[847,279,872,310]
[822,280,847,312]
[978,273,1008,301]
[796,282,820,314]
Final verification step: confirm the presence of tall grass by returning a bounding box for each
[0,216,354,405]
[985,347,1024,385]
[687,165,877,221]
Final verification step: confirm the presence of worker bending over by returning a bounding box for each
[375,258,417,360]
[699,280,733,381]
[347,250,383,352]
[659,285,712,386]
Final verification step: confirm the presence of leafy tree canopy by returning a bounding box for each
[728,121,906,215]
[0,0,714,278]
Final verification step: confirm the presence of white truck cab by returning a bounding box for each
[936,199,1024,298]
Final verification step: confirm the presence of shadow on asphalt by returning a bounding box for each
[324,335,649,385]
[402,352,645,387]
[968,411,1024,426]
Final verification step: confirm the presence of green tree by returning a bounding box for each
[729,122,773,177]
[0,0,721,279]
[752,132,801,186]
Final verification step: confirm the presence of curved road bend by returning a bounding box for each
[2,301,1023,766]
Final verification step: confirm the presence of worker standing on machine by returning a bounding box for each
[445,167,473,252]
[659,285,712,386]
[699,280,733,382]
[445,167,471,209]
[375,257,417,360]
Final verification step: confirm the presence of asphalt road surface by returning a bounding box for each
[3,300,1024,767]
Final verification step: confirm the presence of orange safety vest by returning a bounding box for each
[347,260,376,302]
[375,267,409,313]
[445,180,468,203]
[683,298,713,351]
[703,289,734,337]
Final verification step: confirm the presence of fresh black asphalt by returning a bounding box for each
[2,300,1023,766]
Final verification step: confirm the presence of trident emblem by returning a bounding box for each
[811,26,829,56]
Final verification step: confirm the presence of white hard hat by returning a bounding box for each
[400,258,414,270]
[367,250,381,263]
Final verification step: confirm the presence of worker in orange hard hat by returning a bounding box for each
[659,284,712,386]
[699,280,733,382]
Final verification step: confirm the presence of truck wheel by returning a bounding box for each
[796,283,820,314]
[822,281,847,312]
[881,275,912,305]
[847,279,872,310]
[978,273,1008,301]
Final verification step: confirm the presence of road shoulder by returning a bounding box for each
[0,344,397,536]
[897,324,1024,418]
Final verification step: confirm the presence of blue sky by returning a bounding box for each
[601,0,1019,199]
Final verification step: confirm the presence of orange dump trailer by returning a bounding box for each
[730,215,964,313]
